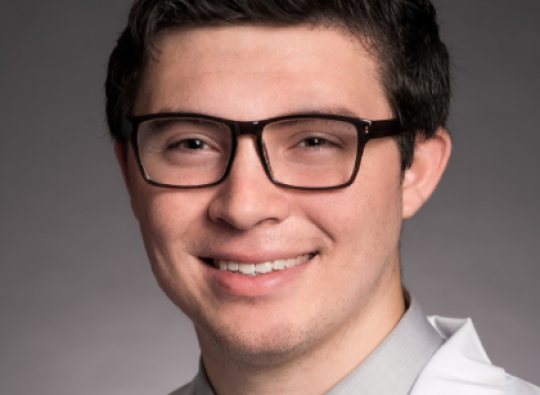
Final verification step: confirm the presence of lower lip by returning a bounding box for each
[203,256,316,299]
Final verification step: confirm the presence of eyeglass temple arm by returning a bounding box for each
[121,119,134,141]
[368,119,402,139]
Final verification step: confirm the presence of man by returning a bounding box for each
[105,0,539,394]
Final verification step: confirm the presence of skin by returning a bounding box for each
[116,25,451,395]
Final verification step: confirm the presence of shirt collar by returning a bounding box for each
[324,293,444,395]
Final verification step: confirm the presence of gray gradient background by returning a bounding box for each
[1,1,539,394]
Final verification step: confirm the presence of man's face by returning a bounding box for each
[124,25,405,365]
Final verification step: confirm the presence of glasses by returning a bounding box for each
[122,113,402,190]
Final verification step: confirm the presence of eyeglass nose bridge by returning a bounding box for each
[224,120,277,186]
[232,120,264,137]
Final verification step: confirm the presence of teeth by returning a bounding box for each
[215,254,313,275]
[238,263,255,275]
[255,262,273,274]
[274,260,286,270]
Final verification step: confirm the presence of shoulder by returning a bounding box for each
[168,381,196,395]
[410,315,539,395]
[168,377,199,395]
[167,363,215,395]
[168,381,197,395]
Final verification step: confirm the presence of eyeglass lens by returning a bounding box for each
[137,117,360,188]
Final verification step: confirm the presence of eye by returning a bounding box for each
[168,138,211,150]
[297,137,336,148]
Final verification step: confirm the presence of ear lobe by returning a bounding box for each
[402,128,452,219]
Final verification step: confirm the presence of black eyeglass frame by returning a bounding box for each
[122,112,402,191]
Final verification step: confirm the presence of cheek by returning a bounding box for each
[129,185,215,313]
[300,142,403,265]
[126,151,206,243]
[133,189,213,254]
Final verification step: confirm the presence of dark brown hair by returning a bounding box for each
[105,0,450,169]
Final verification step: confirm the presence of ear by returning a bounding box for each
[402,128,452,219]
[114,141,140,220]
[114,140,131,191]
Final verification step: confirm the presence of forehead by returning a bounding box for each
[135,25,390,120]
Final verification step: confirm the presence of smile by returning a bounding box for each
[213,254,314,276]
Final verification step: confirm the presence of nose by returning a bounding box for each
[208,136,291,230]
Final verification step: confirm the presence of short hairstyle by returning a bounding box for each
[105,0,450,169]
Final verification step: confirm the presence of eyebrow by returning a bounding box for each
[150,106,362,120]
[280,107,360,118]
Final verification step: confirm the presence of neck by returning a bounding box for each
[197,267,406,395]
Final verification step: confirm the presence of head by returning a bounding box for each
[107,0,451,370]
[107,0,450,169]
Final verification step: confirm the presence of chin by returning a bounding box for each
[195,315,319,368]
